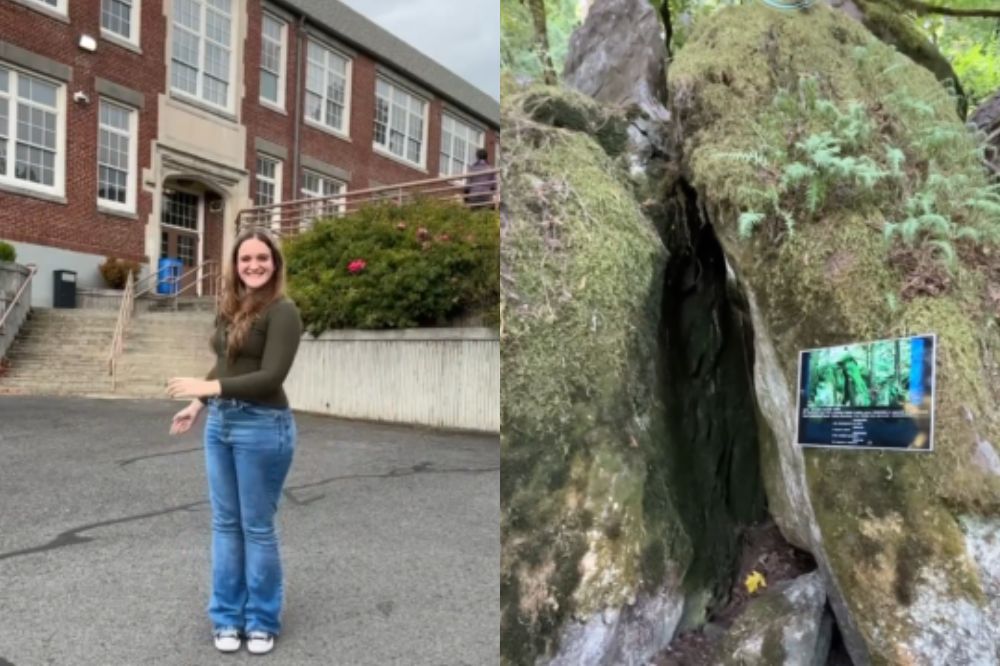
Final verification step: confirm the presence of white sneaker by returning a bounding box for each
[246,631,275,655]
[213,628,241,653]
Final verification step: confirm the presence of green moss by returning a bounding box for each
[500,89,692,663]
[671,3,1000,660]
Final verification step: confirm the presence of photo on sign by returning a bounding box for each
[795,334,935,451]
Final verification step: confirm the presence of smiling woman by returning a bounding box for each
[166,228,303,655]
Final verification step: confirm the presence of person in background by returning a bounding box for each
[166,228,303,656]
[464,147,496,208]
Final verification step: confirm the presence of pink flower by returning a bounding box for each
[396,222,407,230]
[436,233,451,243]
[416,227,430,241]
[347,259,367,274]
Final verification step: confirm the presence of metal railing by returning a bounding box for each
[236,169,499,236]
[0,263,38,361]
[0,263,37,333]
[107,269,135,390]
[107,259,221,389]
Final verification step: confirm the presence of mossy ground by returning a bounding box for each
[669,3,1000,660]
[500,90,692,665]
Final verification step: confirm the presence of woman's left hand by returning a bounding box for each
[167,377,219,399]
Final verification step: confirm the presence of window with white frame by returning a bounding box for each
[101,0,140,45]
[300,169,345,223]
[259,13,286,108]
[97,99,137,211]
[27,0,67,14]
[170,0,234,110]
[440,114,484,177]
[255,155,281,207]
[0,65,64,195]
[305,40,350,135]
[373,78,426,167]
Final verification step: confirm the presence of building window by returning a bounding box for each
[440,114,484,177]
[373,78,426,167]
[170,0,234,110]
[0,64,64,196]
[97,99,137,212]
[25,0,67,15]
[101,0,140,46]
[162,190,199,229]
[177,235,196,264]
[255,155,281,207]
[301,169,345,223]
[259,13,286,109]
[305,41,350,135]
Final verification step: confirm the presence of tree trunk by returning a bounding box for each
[526,0,558,85]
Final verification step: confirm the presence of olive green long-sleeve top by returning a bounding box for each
[203,298,303,408]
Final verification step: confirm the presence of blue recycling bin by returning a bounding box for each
[157,257,183,295]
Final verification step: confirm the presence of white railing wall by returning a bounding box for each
[285,327,499,432]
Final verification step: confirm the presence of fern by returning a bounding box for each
[738,211,766,239]
[885,146,906,177]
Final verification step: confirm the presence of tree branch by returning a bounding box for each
[896,0,1000,18]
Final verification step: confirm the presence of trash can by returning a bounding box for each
[157,257,183,295]
[53,269,77,308]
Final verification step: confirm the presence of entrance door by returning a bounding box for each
[160,189,201,295]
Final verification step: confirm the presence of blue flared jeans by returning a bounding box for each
[203,398,296,635]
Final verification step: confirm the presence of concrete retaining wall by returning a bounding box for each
[285,327,500,432]
[0,262,32,360]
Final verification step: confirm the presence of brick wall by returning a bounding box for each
[1,0,498,269]
[0,0,164,265]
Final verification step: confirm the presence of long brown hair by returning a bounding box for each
[219,229,287,360]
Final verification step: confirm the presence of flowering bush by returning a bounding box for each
[284,199,499,332]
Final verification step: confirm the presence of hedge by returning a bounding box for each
[284,199,499,333]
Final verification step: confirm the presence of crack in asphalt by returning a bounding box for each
[0,461,499,562]
[115,447,202,467]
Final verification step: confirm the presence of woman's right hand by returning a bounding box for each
[170,401,204,435]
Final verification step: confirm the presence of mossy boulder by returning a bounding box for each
[500,89,690,665]
[669,4,1000,663]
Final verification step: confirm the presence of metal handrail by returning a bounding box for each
[107,269,135,390]
[0,263,38,334]
[236,168,499,236]
[107,258,220,388]
[160,260,220,310]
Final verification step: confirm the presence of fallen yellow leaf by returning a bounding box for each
[745,570,767,594]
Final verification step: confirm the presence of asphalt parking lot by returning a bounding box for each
[0,397,499,666]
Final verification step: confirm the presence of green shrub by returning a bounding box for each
[284,199,500,332]
[0,241,15,263]
[99,257,141,289]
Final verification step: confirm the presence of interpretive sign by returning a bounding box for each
[796,334,935,451]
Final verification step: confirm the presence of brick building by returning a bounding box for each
[0,0,500,306]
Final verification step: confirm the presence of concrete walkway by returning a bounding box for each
[0,397,499,665]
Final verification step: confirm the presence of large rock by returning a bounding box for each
[970,88,1000,178]
[500,88,688,666]
[563,0,672,179]
[563,0,670,123]
[716,571,833,666]
[669,4,1000,663]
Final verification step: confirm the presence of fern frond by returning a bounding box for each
[738,211,766,239]
[926,239,957,272]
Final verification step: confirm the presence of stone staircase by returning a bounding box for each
[0,307,216,398]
